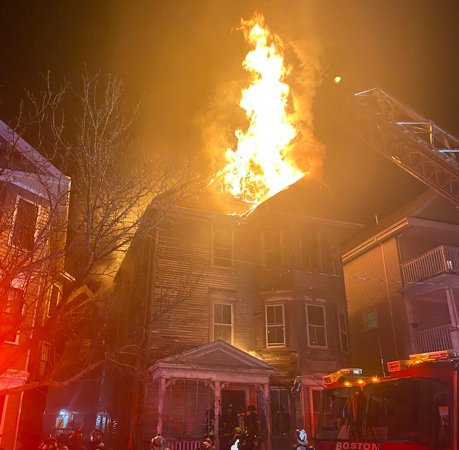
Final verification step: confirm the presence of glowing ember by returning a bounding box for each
[216,14,304,204]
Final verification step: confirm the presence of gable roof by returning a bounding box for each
[149,340,275,383]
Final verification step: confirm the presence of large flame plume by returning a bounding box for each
[216,14,305,204]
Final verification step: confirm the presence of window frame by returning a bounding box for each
[301,229,320,271]
[212,302,234,344]
[38,341,51,378]
[338,310,350,353]
[262,230,283,268]
[2,286,24,344]
[363,309,379,331]
[211,224,234,268]
[306,303,328,348]
[9,195,40,251]
[46,283,62,318]
[265,304,286,348]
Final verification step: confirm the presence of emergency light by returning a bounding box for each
[323,368,362,385]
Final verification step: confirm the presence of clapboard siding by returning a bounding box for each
[343,238,404,374]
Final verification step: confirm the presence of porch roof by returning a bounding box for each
[149,340,276,385]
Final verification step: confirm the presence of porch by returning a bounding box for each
[401,245,459,286]
[146,340,275,450]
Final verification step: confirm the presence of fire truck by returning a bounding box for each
[314,350,458,450]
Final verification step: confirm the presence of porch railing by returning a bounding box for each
[416,324,452,353]
[401,245,459,285]
[166,440,201,450]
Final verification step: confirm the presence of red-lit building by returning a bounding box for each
[106,178,361,450]
[343,189,459,376]
[0,119,70,450]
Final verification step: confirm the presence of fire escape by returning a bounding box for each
[353,87,459,205]
[353,88,459,352]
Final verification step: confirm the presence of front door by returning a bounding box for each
[220,390,246,448]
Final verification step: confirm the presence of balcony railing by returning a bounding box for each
[401,245,459,285]
[416,324,453,353]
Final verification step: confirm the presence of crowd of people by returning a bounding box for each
[37,428,104,450]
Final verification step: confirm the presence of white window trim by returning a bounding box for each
[265,304,286,348]
[306,303,328,348]
[212,302,234,344]
[338,310,350,354]
[8,195,41,250]
[211,224,234,268]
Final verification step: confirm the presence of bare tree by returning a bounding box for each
[0,71,204,399]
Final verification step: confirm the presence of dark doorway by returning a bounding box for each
[220,390,246,449]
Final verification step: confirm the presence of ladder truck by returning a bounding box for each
[353,88,459,206]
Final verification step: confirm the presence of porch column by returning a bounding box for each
[157,377,166,434]
[446,287,459,350]
[263,383,271,450]
[213,381,221,450]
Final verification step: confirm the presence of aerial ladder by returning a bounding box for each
[353,88,459,206]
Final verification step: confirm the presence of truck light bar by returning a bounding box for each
[388,349,459,373]
[323,368,362,385]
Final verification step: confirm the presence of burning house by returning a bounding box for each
[97,14,361,450]
[106,177,361,450]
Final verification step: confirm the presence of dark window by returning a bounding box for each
[301,230,319,271]
[307,304,327,347]
[266,304,285,347]
[214,303,232,343]
[47,284,61,317]
[11,198,39,251]
[213,226,233,267]
[263,231,282,267]
[38,342,51,377]
[0,287,24,342]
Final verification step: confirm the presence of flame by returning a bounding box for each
[216,14,304,204]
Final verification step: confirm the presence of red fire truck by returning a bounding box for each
[314,350,458,450]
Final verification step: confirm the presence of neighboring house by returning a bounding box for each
[105,178,361,450]
[343,189,459,376]
[0,119,70,450]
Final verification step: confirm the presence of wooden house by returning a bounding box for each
[0,119,70,450]
[343,190,459,376]
[108,178,361,450]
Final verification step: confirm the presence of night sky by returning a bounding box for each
[2,1,459,224]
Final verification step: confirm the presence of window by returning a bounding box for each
[11,197,39,251]
[1,287,24,342]
[301,230,319,271]
[46,284,61,317]
[266,304,286,347]
[306,304,327,347]
[263,231,283,267]
[302,230,341,274]
[363,309,378,331]
[338,310,349,353]
[213,303,233,343]
[212,225,233,267]
[38,342,51,377]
